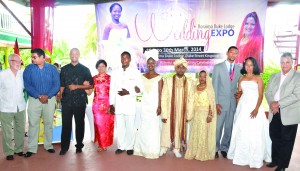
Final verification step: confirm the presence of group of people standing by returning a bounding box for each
[88,46,299,171]
[0,48,94,159]
[210,46,300,171]
[104,46,299,171]
[210,46,299,171]
[213,47,271,168]
[0,46,299,171]
[0,49,62,160]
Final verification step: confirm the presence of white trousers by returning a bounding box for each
[85,104,94,142]
[115,114,136,150]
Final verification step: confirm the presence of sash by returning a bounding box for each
[170,75,188,149]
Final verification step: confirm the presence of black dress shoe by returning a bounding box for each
[76,148,82,153]
[215,152,219,158]
[24,152,33,158]
[115,149,124,154]
[221,151,227,158]
[275,166,285,171]
[59,150,67,155]
[6,155,14,160]
[14,152,24,156]
[127,150,134,155]
[266,162,277,168]
[47,149,55,153]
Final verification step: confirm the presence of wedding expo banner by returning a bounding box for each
[95,0,267,73]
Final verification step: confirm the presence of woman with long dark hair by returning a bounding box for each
[227,57,271,168]
[236,12,264,72]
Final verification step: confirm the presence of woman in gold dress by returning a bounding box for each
[185,70,217,161]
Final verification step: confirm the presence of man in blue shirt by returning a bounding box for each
[23,48,60,158]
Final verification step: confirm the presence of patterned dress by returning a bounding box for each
[92,73,114,148]
[185,88,216,161]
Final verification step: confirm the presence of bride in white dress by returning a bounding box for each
[102,3,132,71]
[134,50,163,159]
[227,57,271,168]
[102,3,145,72]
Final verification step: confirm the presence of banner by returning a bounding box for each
[38,101,64,143]
[95,0,267,73]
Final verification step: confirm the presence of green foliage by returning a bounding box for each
[0,50,4,63]
[260,62,281,110]
[20,49,31,67]
[83,13,97,56]
[15,40,71,68]
[261,62,281,90]
[51,40,70,66]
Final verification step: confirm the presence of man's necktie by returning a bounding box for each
[229,63,233,75]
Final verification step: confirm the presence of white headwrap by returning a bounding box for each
[144,49,159,61]
[174,57,188,68]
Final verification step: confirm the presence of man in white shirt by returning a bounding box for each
[265,52,300,171]
[109,51,142,155]
[0,54,26,160]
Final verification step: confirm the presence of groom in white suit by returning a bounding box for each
[212,46,242,158]
[265,52,300,171]
[110,51,142,155]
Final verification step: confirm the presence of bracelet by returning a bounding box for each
[207,115,213,118]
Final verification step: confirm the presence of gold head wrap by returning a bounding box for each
[174,57,188,68]
[144,49,159,61]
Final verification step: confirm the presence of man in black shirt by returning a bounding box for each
[59,48,93,155]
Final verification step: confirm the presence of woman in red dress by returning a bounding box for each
[92,60,114,151]
[236,11,264,72]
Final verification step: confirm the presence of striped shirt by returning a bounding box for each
[23,62,60,99]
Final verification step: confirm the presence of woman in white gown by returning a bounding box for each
[102,3,131,71]
[227,57,271,168]
[134,49,163,159]
[102,3,145,72]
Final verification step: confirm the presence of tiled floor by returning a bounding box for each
[0,125,299,171]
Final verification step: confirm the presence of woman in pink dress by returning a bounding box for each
[92,60,114,151]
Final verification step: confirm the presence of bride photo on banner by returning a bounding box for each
[96,2,145,72]
[95,1,267,73]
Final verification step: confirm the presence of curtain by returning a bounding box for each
[30,0,54,54]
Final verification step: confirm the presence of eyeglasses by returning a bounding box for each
[9,60,22,63]
[31,56,40,59]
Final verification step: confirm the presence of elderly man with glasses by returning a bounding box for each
[0,54,26,160]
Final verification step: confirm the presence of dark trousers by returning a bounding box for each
[269,112,298,168]
[61,105,86,151]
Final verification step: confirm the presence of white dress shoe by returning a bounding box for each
[174,151,182,158]
[159,150,166,156]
